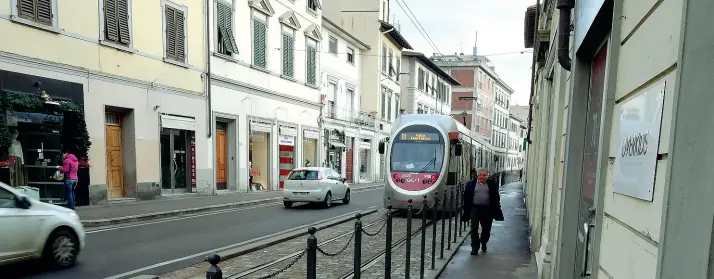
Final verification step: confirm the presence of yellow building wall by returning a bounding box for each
[0,0,205,94]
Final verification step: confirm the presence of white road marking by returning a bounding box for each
[102,207,377,279]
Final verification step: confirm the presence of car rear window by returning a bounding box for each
[287,170,320,180]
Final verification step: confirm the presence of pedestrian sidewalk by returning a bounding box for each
[437,182,536,279]
[77,182,383,227]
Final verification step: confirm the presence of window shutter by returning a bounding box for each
[117,0,131,44]
[306,45,316,85]
[104,0,119,41]
[18,0,36,21]
[253,20,267,68]
[175,10,186,62]
[36,0,52,25]
[282,34,293,77]
[165,7,176,60]
[217,2,238,54]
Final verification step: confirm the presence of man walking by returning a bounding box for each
[462,167,503,255]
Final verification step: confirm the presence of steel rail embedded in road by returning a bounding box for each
[339,216,435,279]
[227,211,402,279]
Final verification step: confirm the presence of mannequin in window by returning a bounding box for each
[9,129,26,186]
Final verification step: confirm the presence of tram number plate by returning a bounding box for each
[293,192,308,196]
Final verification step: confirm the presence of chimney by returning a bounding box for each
[472,31,478,56]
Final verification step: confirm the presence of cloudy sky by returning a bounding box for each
[389,0,537,106]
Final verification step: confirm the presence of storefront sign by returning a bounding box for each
[574,0,606,49]
[612,80,666,201]
[190,135,196,191]
[278,135,294,146]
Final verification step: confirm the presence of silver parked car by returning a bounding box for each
[282,167,351,208]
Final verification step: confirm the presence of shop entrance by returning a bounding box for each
[105,112,124,198]
[359,144,372,181]
[302,130,318,167]
[160,115,196,194]
[278,125,296,189]
[216,122,228,190]
[249,120,272,191]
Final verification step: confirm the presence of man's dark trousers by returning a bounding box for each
[470,205,493,250]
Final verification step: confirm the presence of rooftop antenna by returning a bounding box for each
[473,31,479,56]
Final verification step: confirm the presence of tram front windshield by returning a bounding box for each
[390,125,445,173]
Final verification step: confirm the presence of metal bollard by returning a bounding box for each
[451,187,457,244]
[440,188,446,258]
[206,254,222,279]
[354,213,362,279]
[420,195,427,279]
[447,188,453,250]
[406,199,413,279]
[431,194,438,269]
[455,184,461,237]
[385,200,393,279]
[307,227,317,279]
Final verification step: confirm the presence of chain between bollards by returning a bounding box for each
[419,195,427,279]
[354,213,362,279]
[385,199,393,279]
[406,199,413,279]
[306,227,317,279]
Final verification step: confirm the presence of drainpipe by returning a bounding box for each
[205,0,213,138]
[557,0,574,71]
[525,0,541,145]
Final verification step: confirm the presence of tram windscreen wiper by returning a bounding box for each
[418,149,437,173]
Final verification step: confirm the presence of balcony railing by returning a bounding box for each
[325,102,374,125]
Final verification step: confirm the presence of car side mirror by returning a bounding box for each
[378,142,385,154]
[17,195,31,209]
[454,143,463,157]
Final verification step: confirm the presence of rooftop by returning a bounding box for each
[380,20,413,50]
[402,50,461,86]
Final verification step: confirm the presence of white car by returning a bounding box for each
[0,182,86,268]
[283,167,351,208]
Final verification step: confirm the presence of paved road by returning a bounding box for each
[2,189,384,279]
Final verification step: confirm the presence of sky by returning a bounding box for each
[389,0,537,106]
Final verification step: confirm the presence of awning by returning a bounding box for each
[279,126,297,137]
[329,141,347,148]
[161,115,196,131]
[251,122,272,133]
[304,130,320,139]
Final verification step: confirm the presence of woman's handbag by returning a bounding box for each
[51,170,64,181]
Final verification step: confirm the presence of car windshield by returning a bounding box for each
[390,125,445,173]
[287,170,320,180]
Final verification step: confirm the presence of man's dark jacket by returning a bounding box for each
[462,178,504,221]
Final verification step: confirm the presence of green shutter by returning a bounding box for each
[282,34,294,77]
[253,20,267,68]
[217,2,238,54]
[306,45,316,85]
[175,9,186,62]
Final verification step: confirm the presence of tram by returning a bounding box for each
[379,114,476,211]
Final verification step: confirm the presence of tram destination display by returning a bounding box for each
[398,132,439,142]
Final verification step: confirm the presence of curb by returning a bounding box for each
[82,184,383,227]
[428,230,471,279]
[127,208,379,279]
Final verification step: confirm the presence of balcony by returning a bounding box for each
[325,102,374,126]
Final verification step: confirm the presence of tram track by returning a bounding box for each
[227,210,406,279]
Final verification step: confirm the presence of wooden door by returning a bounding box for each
[105,122,124,198]
[216,130,227,189]
[346,148,354,183]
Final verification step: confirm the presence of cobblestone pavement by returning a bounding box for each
[159,209,392,279]
[359,213,468,279]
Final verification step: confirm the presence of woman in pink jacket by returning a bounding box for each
[57,148,79,209]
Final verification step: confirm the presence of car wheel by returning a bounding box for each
[283,201,293,208]
[44,229,79,269]
[342,190,351,204]
[323,192,332,208]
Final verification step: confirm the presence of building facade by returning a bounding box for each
[399,50,459,116]
[522,0,714,278]
[432,54,514,173]
[322,0,412,181]
[507,114,525,172]
[319,16,376,183]
[208,0,323,192]
[0,0,209,204]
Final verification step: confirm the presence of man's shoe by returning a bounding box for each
[470,250,479,255]
[481,242,488,252]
